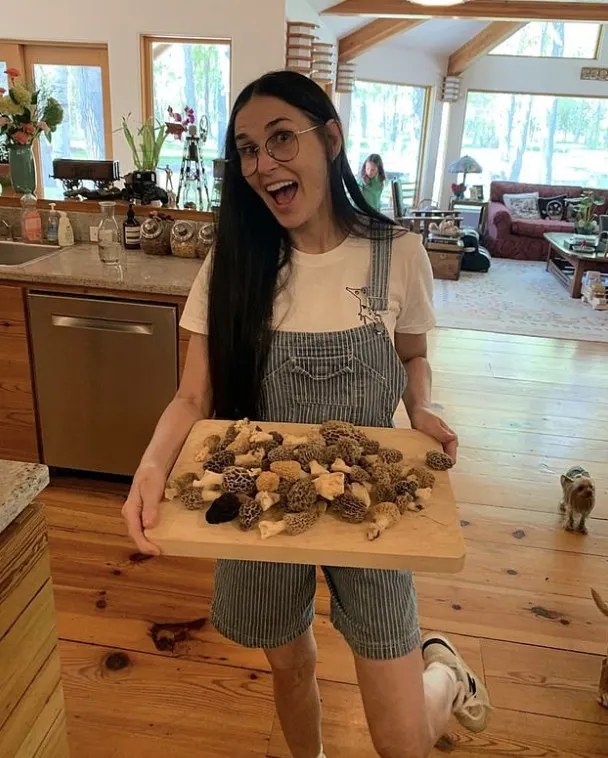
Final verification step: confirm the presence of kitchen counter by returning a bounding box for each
[0,243,202,297]
[0,459,49,536]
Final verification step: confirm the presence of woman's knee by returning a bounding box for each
[372,736,430,758]
[264,628,317,684]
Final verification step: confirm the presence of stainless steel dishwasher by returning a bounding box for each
[27,292,178,476]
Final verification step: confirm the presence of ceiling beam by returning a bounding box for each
[447,21,524,75]
[338,19,425,61]
[323,0,608,23]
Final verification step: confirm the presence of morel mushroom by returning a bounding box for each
[226,427,253,455]
[395,479,418,497]
[181,486,207,510]
[258,507,321,540]
[416,487,433,503]
[192,469,224,489]
[194,433,221,463]
[267,445,297,463]
[314,472,345,501]
[332,492,368,523]
[405,466,436,489]
[235,449,265,468]
[373,483,397,504]
[283,433,311,448]
[359,435,380,455]
[349,482,371,509]
[396,493,418,515]
[166,471,199,500]
[367,502,401,541]
[269,431,284,445]
[270,460,305,481]
[425,450,455,471]
[205,493,241,524]
[256,471,280,493]
[330,457,352,475]
[309,460,329,477]
[206,449,236,473]
[297,444,327,468]
[348,465,370,484]
[222,466,257,495]
[378,447,403,464]
[255,490,281,511]
[238,496,263,530]
[250,430,274,445]
[286,477,317,513]
[332,438,363,467]
[319,419,357,444]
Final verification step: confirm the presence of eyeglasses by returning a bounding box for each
[235,125,322,177]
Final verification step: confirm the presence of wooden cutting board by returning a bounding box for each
[145,420,466,573]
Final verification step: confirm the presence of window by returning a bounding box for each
[461,90,608,192]
[347,80,429,209]
[142,36,231,197]
[490,22,602,59]
[0,42,111,198]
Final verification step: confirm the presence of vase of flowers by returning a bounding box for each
[0,68,63,194]
[573,192,604,236]
[451,182,466,200]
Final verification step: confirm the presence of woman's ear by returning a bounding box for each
[325,119,343,161]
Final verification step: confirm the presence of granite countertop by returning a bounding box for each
[0,243,202,297]
[0,460,49,537]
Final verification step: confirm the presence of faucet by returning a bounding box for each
[0,219,13,241]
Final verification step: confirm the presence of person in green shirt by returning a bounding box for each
[359,153,386,211]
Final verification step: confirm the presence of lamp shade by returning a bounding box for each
[447,155,482,174]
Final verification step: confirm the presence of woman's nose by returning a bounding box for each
[257,147,280,174]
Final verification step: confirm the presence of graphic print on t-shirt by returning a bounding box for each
[346,286,384,327]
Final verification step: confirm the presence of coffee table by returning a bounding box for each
[544,232,608,298]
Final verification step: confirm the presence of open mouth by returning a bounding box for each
[266,180,298,208]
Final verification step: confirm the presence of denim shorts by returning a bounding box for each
[211,559,421,660]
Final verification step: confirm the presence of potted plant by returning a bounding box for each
[0,68,64,194]
[573,192,604,236]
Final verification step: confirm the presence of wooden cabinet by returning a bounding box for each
[0,285,39,462]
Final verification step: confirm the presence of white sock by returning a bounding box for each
[317,750,326,758]
[426,660,462,707]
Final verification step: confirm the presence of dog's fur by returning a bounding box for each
[591,589,608,709]
[559,465,595,534]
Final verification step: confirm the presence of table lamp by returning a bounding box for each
[447,155,482,199]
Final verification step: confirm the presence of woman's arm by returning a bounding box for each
[395,331,458,461]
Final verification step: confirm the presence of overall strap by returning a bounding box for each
[366,220,393,313]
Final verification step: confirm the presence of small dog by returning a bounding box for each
[591,589,608,708]
[559,465,595,534]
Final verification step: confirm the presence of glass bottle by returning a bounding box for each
[122,203,141,250]
[97,201,121,263]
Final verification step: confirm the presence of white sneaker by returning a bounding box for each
[421,632,491,733]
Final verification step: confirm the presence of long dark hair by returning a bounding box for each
[361,153,386,184]
[208,70,397,420]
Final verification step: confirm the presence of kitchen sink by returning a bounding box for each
[0,240,62,266]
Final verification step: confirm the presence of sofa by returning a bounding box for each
[482,181,608,261]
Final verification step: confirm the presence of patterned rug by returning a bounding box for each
[432,259,608,343]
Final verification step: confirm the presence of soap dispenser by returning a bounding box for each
[47,202,59,243]
[57,211,74,247]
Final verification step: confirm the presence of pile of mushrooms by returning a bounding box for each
[165,418,453,541]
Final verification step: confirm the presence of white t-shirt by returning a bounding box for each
[179,231,436,336]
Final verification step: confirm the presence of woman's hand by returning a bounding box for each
[121,462,165,556]
[409,406,458,462]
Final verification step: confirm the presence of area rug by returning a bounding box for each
[432,259,608,343]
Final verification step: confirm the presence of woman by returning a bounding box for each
[122,71,490,758]
[359,153,386,211]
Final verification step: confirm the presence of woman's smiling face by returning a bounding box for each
[234,95,340,231]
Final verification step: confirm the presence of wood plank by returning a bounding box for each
[338,19,424,62]
[59,639,275,758]
[448,22,526,75]
[0,504,49,638]
[0,581,57,731]
[33,713,69,758]
[146,420,465,573]
[416,577,605,656]
[0,649,63,757]
[323,0,608,23]
[482,639,608,725]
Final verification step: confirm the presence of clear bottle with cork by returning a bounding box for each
[97,201,121,264]
[21,193,42,242]
[122,203,141,250]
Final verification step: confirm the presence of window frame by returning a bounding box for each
[347,76,432,208]
[488,22,604,61]
[0,40,112,197]
[140,35,232,124]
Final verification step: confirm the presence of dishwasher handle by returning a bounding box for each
[51,314,154,335]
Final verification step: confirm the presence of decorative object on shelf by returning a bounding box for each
[447,155,482,199]
[285,21,318,75]
[97,201,122,264]
[0,67,64,194]
[210,159,226,212]
[572,192,604,236]
[140,211,174,256]
[469,185,484,202]
[428,218,461,238]
[196,223,215,260]
[176,115,210,211]
[163,164,177,209]
[336,61,356,93]
[51,158,122,200]
[580,67,608,82]
[440,75,461,103]
[121,115,169,205]
[122,203,141,250]
[170,220,198,258]
[311,42,335,86]
[165,105,194,140]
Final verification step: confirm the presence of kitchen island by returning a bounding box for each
[0,460,68,757]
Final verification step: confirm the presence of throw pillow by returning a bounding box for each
[503,191,541,220]
[538,195,566,220]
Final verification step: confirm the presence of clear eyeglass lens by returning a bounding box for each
[267,131,298,161]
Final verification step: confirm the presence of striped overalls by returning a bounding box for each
[212,224,421,659]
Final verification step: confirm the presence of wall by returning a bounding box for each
[340,44,447,204]
[2,0,285,169]
[441,24,608,203]
[286,0,337,43]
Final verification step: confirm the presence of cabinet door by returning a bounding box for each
[0,285,39,462]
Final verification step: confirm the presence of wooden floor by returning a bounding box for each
[41,328,608,757]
